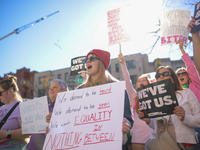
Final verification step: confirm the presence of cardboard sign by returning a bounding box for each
[70,56,86,76]
[191,2,200,33]
[20,96,49,134]
[136,79,178,118]
[43,81,125,150]
[142,72,156,83]
[161,9,190,46]
[107,6,131,46]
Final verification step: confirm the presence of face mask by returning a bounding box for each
[182,84,189,89]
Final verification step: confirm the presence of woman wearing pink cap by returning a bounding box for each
[77,49,133,149]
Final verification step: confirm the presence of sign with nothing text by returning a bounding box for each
[161,9,190,46]
[107,6,131,45]
[20,96,49,134]
[191,2,200,33]
[70,56,86,76]
[136,79,178,118]
[43,81,125,150]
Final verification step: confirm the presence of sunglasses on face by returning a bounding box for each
[177,72,187,77]
[0,89,8,96]
[155,71,171,79]
[83,56,100,63]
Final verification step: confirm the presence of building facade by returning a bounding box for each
[0,67,38,99]
[34,53,190,98]
[34,68,82,101]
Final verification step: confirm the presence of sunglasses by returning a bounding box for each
[83,56,100,63]
[155,71,171,79]
[0,89,8,96]
[177,72,187,77]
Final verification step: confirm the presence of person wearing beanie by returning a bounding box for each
[77,49,133,150]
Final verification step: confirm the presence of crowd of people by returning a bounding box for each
[0,16,200,150]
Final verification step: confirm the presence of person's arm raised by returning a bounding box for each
[188,16,200,76]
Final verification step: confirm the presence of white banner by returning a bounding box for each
[161,9,190,46]
[20,96,49,134]
[107,6,131,45]
[43,81,125,150]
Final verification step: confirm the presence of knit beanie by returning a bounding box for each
[86,49,110,70]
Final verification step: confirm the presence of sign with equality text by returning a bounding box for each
[161,9,190,46]
[70,56,86,76]
[136,79,178,118]
[43,81,125,150]
[107,6,131,45]
[20,96,49,134]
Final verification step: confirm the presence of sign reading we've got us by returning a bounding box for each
[70,56,86,76]
[43,81,125,150]
[137,79,178,118]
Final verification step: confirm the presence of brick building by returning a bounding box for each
[0,67,38,99]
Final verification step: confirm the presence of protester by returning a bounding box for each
[25,79,68,150]
[176,39,200,144]
[78,49,133,149]
[138,66,200,150]
[118,53,152,150]
[187,16,200,76]
[176,39,200,101]
[0,75,30,150]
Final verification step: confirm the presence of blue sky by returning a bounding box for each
[0,0,196,77]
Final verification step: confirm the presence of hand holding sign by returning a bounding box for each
[173,106,185,122]
[138,109,151,124]
[118,52,125,64]
[137,79,179,118]
[191,2,200,33]
[188,16,197,33]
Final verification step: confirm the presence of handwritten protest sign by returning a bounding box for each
[142,72,156,83]
[20,96,49,134]
[107,6,131,45]
[136,79,178,118]
[43,81,125,150]
[161,9,190,46]
[70,56,86,76]
[191,2,200,33]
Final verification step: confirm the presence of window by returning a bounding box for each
[24,90,27,98]
[31,78,33,84]
[58,74,61,79]
[126,60,136,70]
[38,89,44,97]
[108,66,111,73]
[20,79,23,85]
[65,73,69,81]
[115,64,119,72]
[31,90,33,97]
[130,75,137,85]
[39,77,44,84]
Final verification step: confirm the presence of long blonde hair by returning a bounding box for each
[84,58,117,88]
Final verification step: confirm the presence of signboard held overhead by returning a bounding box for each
[161,9,190,46]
